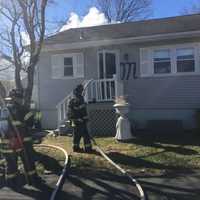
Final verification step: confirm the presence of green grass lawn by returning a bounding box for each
[35,132,200,176]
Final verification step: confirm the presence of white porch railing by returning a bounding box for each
[56,79,94,125]
[56,77,117,126]
[57,91,72,125]
[85,78,116,102]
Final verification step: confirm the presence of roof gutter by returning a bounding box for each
[42,30,200,52]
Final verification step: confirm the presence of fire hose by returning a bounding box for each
[34,144,70,200]
[36,139,145,200]
[90,136,146,200]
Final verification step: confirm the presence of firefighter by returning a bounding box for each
[34,110,42,131]
[0,89,39,186]
[28,103,42,132]
[0,104,13,185]
[67,84,93,153]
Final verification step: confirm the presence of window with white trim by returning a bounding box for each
[140,44,199,77]
[153,49,171,74]
[51,53,84,79]
[176,48,195,73]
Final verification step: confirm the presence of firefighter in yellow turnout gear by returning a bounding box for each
[0,89,39,187]
[67,84,93,153]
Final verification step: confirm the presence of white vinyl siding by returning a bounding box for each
[140,43,200,77]
[51,53,84,79]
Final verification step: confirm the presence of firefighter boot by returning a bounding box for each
[29,174,44,186]
[6,175,18,189]
[73,147,83,153]
[84,146,94,153]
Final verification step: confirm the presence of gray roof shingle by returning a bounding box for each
[45,14,200,45]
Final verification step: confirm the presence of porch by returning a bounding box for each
[56,77,120,135]
[56,49,124,134]
[85,77,116,103]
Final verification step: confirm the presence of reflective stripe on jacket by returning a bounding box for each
[23,137,32,142]
[35,112,42,121]
[12,120,23,127]
[24,112,34,121]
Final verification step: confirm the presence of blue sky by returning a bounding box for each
[48,0,199,22]
[152,0,198,18]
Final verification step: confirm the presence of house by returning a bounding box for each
[0,53,15,97]
[34,14,200,134]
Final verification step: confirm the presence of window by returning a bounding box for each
[52,53,84,79]
[64,57,73,76]
[140,44,199,77]
[153,50,171,74]
[176,48,195,73]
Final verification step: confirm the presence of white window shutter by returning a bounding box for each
[140,48,152,77]
[195,44,200,72]
[51,54,64,79]
[74,53,84,78]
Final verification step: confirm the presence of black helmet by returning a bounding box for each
[9,89,23,99]
[73,84,83,96]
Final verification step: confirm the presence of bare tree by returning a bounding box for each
[96,0,152,22]
[0,0,48,107]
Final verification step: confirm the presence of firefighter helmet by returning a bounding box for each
[73,84,84,96]
[9,89,23,99]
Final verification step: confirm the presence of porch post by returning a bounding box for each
[114,57,124,99]
[57,104,62,127]
[113,74,124,99]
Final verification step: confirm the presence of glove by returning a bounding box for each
[71,120,76,127]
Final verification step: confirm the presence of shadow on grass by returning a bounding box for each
[108,151,196,173]
[67,168,200,200]
[67,168,140,200]
[141,180,200,200]
[0,172,81,200]
[34,151,63,176]
[0,149,68,200]
[0,173,53,199]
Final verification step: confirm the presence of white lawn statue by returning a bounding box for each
[114,100,133,141]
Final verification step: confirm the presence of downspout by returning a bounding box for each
[115,50,124,98]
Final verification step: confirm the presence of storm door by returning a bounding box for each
[97,50,118,101]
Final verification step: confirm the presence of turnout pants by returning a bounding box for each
[3,148,36,186]
[23,136,36,176]
[4,150,18,184]
[1,134,37,186]
[19,127,37,179]
[73,123,92,151]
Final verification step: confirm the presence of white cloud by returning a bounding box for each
[60,7,108,32]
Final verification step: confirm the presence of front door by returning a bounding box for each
[98,50,118,79]
[97,50,119,100]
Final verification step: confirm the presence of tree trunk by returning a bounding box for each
[24,64,35,108]
[15,64,23,90]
